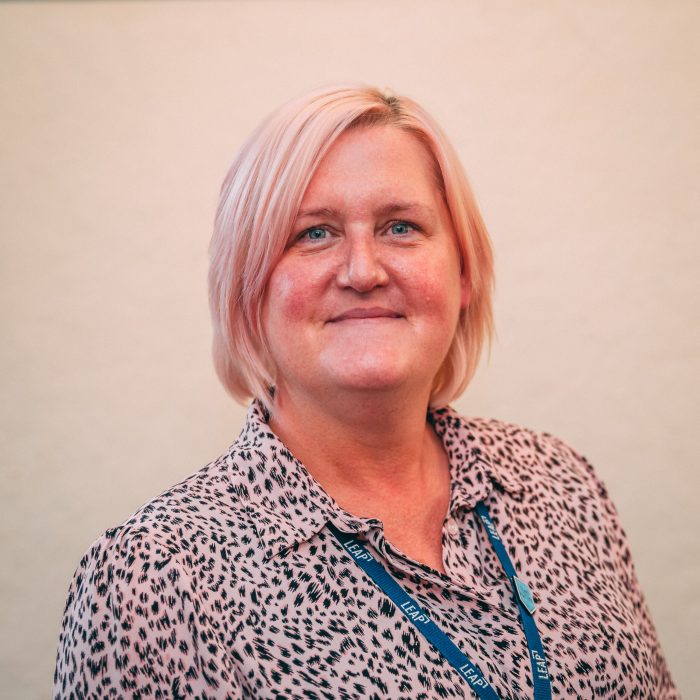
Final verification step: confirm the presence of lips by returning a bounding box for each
[328,307,402,322]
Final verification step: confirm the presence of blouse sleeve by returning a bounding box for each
[550,436,680,700]
[53,528,243,699]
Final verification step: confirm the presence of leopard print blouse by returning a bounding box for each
[53,400,678,698]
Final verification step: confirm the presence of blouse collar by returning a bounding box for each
[229,399,525,562]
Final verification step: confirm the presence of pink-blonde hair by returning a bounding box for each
[208,83,494,412]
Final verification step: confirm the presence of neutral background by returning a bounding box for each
[1,2,698,697]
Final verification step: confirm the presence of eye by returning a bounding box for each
[298,226,329,242]
[388,221,418,236]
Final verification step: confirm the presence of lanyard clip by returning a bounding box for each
[512,576,536,615]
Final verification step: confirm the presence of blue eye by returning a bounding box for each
[390,222,414,235]
[304,227,327,241]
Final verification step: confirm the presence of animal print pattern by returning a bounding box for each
[53,400,678,698]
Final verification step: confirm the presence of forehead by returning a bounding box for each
[299,125,443,213]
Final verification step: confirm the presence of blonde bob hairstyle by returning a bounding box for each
[208,83,494,413]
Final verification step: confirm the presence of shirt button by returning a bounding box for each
[446,519,459,536]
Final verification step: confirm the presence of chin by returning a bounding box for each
[319,356,422,393]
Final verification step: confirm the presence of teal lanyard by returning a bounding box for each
[327,501,552,700]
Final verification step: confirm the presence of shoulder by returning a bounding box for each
[466,413,590,464]
[70,443,271,583]
[440,407,608,500]
[54,447,262,698]
[446,411,632,562]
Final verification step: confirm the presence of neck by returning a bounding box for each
[267,383,450,516]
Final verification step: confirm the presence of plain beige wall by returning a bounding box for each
[1,2,698,697]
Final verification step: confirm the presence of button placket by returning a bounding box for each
[445,518,460,537]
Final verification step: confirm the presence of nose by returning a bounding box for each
[335,234,389,292]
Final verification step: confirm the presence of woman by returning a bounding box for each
[54,84,677,699]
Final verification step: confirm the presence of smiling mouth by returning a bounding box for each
[328,307,402,323]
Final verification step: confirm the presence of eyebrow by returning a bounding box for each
[295,201,436,221]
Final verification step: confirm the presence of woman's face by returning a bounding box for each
[262,125,469,403]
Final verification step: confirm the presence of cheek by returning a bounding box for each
[265,263,322,325]
[401,257,463,315]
